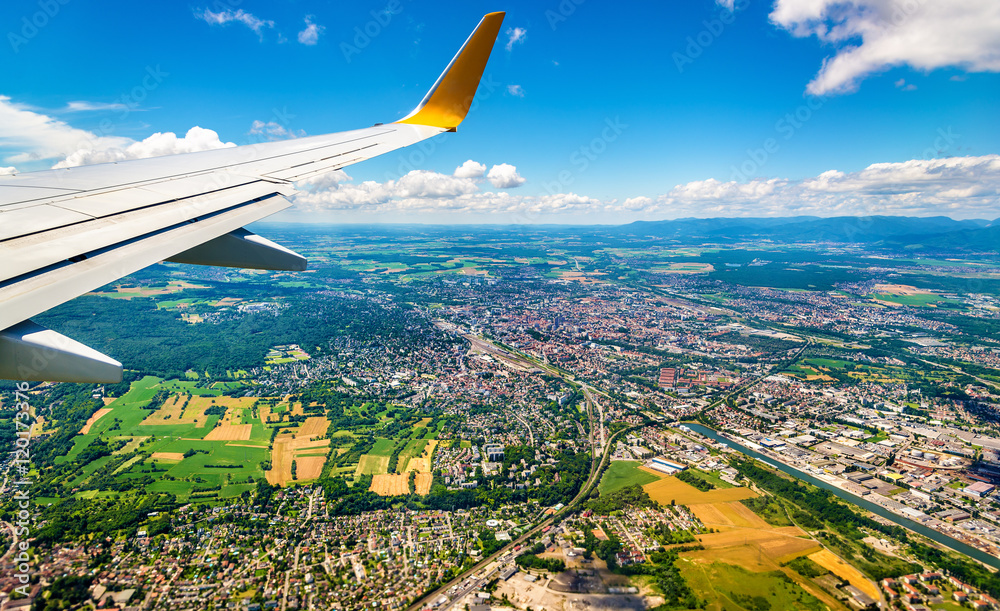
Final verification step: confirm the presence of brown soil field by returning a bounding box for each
[809,549,880,600]
[370,473,412,496]
[688,529,820,569]
[643,476,757,506]
[151,452,184,461]
[79,408,112,434]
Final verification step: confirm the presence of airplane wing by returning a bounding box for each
[0,12,505,384]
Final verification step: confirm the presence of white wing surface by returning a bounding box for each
[0,12,505,383]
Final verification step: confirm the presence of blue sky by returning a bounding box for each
[2,0,998,223]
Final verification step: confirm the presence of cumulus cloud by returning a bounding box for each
[0,95,132,164]
[487,163,526,188]
[248,120,305,141]
[652,155,1000,218]
[770,0,1000,95]
[0,166,16,176]
[0,95,234,169]
[505,27,526,51]
[507,84,525,98]
[297,16,324,45]
[292,155,1000,222]
[453,159,486,178]
[54,127,235,168]
[195,8,274,40]
[894,78,917,91]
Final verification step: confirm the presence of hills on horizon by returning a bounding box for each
[263,215,1000,252]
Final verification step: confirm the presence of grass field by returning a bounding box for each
[678,561,830,611]
[599,460,662,495]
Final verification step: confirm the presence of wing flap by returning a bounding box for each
[0,193,292,330]
[0,181,286,283]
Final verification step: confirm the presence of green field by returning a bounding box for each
[599,460,661,495]
[679,562,826,611]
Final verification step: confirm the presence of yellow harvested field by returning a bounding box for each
[295,456,326,480]
[142,394,254,428]
[872,283,932,295]
[299,416,329,437]
[370,473,411,496]
[690,501,770,529]
[267,419,331,485]
[809,549,880,600]
[79,408,112,434]
[643,476,757,506]
[414,472,432,495]
[151,452,184,461]
[404,439,438,473]
[204,423,252,441]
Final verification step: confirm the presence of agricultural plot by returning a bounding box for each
[370,474,411,496]
[689,502,771,530]
[79,408,111,434]
[266,416,331,486]
[599,460,663,495]
[643,475,756,506]
[678,560,831,611]
[807,549,880,601]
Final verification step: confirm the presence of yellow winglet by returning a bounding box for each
[396,12,505,130]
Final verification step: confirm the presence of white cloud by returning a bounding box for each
[0,166,16,176]
[507,84,525,98]
[195,8,274,40]
[0,95,235,169]
[770,0,1000,95]
[487,163,526,188]
[0,95,132,164]
[505,27,526,52]
[894,78,917,91]
[54,127,235,169]
[288,155,1000,222]
[716,0,736,9]
[453,159,486,178]
[248,120,304,141]
[298,16,324,45]
[64,101,130,112]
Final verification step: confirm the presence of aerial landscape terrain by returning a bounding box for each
[3,218,1000,610]
[2,0,1000,609]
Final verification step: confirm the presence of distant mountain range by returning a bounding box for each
[262,216,1000,252]
[616,216,1000,250]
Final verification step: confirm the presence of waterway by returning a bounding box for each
[683,422,1000,570]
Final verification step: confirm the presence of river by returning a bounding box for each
[682,422,1000,570]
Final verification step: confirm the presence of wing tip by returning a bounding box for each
[396,12,506,130]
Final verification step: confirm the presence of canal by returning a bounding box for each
[683,422,1000,570]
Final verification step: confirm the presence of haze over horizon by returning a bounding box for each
[2,0,999,223]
